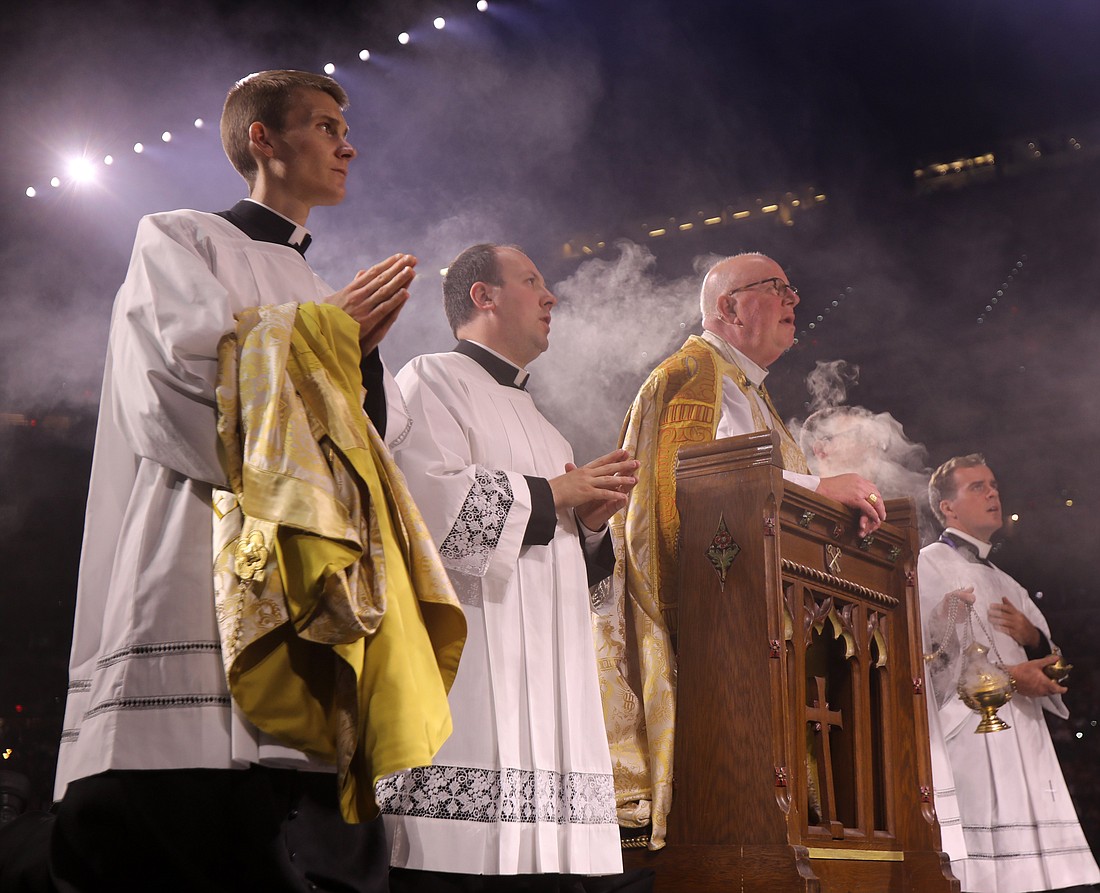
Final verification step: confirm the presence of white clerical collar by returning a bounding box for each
[456,340,530,389]
[701,331,769,387]
[243,198,312,247]
[944,527,993,559]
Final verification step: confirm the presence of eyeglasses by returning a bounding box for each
[727,277,799,300]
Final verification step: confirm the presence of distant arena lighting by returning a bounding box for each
[26,186,36,197]
[67,155,97,183]
[18,10,517,201]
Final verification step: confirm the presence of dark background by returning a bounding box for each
[2,0,1097,856]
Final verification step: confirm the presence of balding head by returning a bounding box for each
[700,253,799,368]
[700,252,770,318]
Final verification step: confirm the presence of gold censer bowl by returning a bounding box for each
[958,677,1015,733]
[957,642,1015,734]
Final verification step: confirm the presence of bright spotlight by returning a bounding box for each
[398,31,410,44]
[51,177,61,188]
[26,187,36,197]
[359,49,371,61]
[434,16,446,29]
[103,154,114,165]
[134,142,144,154]
[477,0,488,10]
[161,131,172,143]
[194,118,204,128]
[324,62,336,75]
[67,156,97,183]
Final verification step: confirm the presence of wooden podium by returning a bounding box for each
[624,431,958,893]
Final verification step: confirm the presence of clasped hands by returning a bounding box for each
[330,252,417,355]
[549,449,639,532]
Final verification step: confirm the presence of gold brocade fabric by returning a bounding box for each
[598,335,808,849]
[213,302,466,823]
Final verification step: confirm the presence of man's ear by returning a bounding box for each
[724,294,741,326]
[939,498,953,520]
[470,282,495,310]
[248,121,276,162]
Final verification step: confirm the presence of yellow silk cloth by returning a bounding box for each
[213,302,466,822]
[598,335,807,849]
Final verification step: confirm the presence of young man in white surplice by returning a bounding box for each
[380,243,651,892]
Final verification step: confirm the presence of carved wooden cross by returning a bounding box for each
[806,675,844,837]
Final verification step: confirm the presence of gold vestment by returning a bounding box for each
[598,335,807,848]
[213,302,466,822]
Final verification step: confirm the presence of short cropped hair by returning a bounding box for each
[928,453,988,526]
[443,243,506,336]
[221,70,348,187]
[699,251,767,318]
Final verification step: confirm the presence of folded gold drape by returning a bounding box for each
[213,301,466,822]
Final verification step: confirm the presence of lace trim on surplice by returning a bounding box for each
[438,468,513,576]
[376,765,616,825]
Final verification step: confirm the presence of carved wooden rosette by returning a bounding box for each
[705,513,742,586]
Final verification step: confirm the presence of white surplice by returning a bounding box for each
[378,349,621,876]
[919,535,1099,893]
[55,209,408,798]
[924,662,968,864]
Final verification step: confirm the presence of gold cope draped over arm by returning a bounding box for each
[213,301,466,823]
[597,335,808,849]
